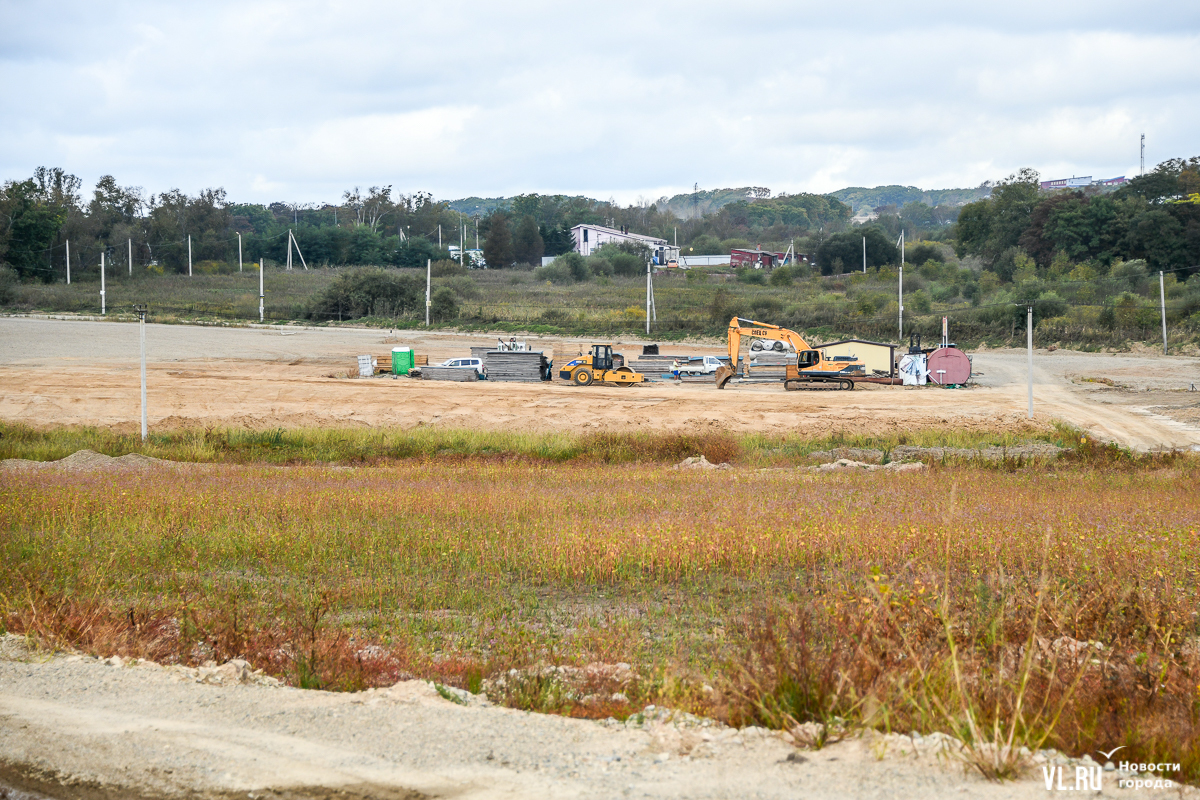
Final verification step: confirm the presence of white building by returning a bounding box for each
[571,224,680,265]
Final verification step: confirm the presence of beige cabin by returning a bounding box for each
[820,339,897,377]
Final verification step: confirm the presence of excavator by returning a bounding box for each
[714,317,865,390]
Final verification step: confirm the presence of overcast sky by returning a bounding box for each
[2,1,1197,206]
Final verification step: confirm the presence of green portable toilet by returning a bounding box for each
[391,347,415,375]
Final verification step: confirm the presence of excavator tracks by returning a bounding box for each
[784,378,855,391]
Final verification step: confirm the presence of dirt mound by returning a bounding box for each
[1,449,168,472]
[673,455,732,471]
[811,459,925,473]
[807,444,1065,464]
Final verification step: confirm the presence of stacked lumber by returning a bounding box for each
[420,366,479,382]
[371,353,428,374]
[484,350,549,382]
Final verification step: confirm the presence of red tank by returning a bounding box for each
[926,347,971,385]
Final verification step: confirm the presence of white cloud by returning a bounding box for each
[1,0,1197,204]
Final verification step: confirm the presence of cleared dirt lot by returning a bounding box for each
[3,317,1200,449]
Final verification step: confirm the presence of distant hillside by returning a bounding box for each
[446,197,511,216]
[829,185,992,213]
[653,187,770,219]
[447,184,993,220]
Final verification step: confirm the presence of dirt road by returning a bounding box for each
[2,317,1199,450]
[4,641,1187,800]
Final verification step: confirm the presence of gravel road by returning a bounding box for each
[3,639,1188,800]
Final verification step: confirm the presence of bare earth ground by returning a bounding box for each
[1,640,1191,800]
[1,317,1199,450]
[3,317,1200,799]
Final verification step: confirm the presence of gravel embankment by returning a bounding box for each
[1,637,1191,799]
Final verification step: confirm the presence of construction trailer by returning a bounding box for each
[820,339,897,379]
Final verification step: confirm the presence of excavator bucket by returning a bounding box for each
[714,365,735,389]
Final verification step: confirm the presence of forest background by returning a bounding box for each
[1,159,1198,348]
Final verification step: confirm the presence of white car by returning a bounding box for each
[672,355,725,376]
[438,357,487,377]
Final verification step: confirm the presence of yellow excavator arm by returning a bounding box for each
[725,317,814,366]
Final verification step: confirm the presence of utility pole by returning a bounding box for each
[100,252,106,315]
[425,259,431,326]
[128,238,132,276]
[1160,270,1168,355]
[460,222,464,265]
[438,224,442,248]
[475,218,479,250]
[898,230,905,337]
[187,234,192,276]
[288,230,308,270]
[237,232,242,272]
[646,259,651,335]
[135,304,147,441]
[258,258,264,322]
[66,240,70,284]
[1027,306,1034,419]
[1140,134,1145,176]
[862,236,866,273]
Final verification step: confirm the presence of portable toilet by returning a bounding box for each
[391,347,415,375]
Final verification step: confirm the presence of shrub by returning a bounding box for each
[752,296,783,315]
[586,256,613,277]
[430,259,466,277]
[1035,290,1068,320]
[907,242,945,265]
[908,289,932,314]
[193,260,231,275]
[307,268,421,321]
[534,262,575,284]
[931,283,958,303]
[736,268,766,285]
[430,287,459,321]
[769,266,794,286]
[440,275,480,300]
[0,267,17,304]
[1111,259,1149,292]
[608,253,643,277]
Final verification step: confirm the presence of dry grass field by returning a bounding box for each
[3,429,1199,783]
[3,318,1200,788]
